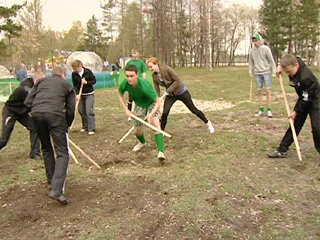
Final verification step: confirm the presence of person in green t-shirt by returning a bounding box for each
[125,49,148,120]
[118,65,166,161]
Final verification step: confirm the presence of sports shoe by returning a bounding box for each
[255,111,266,117]
[158,151,166,162]
[133,142,146,152]
[267,150,288,158]
[88,131,95,135]
[30,154,42,160]
[80,128,86,132]
[127,117,132,122]
[267,111,273,118]
[207,120,215,134]
[49,190,69,205]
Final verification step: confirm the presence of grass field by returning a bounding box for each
[0,67,320,240]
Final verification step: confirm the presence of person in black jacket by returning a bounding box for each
[0,74,44,159]
[71,60,96,135]
[268,54,320,159]
[25,67,75,205]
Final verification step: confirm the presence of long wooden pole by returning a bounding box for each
[279,74,302,161]
[70,81,84,130]
[130,114,172,138]
[69,148,79,164]
[69,139,101,169]
[249,76,253,102]
[118,94,168,144]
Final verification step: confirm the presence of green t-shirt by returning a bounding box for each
[125,59,147,78]
[118,78,157,108]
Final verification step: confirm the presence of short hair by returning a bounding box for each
[52,66,66,77]
[280,54,298,68]
[147,57,159,66]
[71,60,83,68]
[131,49,139,54]
[125,65,138,74]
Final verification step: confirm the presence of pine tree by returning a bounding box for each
[0,4,23,56]
[260,0,294,63]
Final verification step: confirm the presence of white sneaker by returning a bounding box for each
[207,120,215,134]
[157,151,166,161]
[127,117,132,122]
[133,142,146,152]
[80,128,86,132]
[255,111,265,117]
[88,131,95,135]
[267,111,273,118]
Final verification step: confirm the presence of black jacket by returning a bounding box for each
[289,57,320,114]
[24,74,76,126]
[71,67,96,95]
[5,78,34,116]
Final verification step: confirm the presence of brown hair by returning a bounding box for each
[147,57,159,66]
[71,60,83,68]
[52,66,66,78]
[280,54,298,68]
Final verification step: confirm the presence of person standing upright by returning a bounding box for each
[16,63,28,82]
[71,60,96,135]
[25,67,75,205]
[249,34,276,117]
[125,49,148,120]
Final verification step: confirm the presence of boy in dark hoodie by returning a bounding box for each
[0,73,44,159]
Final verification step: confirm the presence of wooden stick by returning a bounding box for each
[70,81,84,130]
[130,114,172,138]
[69,139,101,169]
[118,94,167,144]
[279,74,302,161]
[69,148,79,164]
[249,76,253,102]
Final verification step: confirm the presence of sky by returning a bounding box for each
[3,0,263,32]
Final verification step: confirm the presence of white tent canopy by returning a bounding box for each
[66,51,103,74]
[0,65,14,79]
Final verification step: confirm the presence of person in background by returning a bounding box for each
[16,63,28,82]
[125,49,148,121]
[249,33,276,118]
[71,60,96,135]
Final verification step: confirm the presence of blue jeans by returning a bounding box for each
[255,73,272,90]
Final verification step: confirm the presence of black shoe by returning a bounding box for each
[30,154,42,160]
[267,150,288,158]
[49,191,69,205]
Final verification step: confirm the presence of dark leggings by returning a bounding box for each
[161,90,208,130]
[128,95,133,111]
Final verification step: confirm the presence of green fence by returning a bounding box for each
[0,78,20,102]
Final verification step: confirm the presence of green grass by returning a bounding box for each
[1,66,320,239]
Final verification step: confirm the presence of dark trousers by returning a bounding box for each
[32,112,69,194]
[79,94,95,131]
[0,106,40,157]
[128,95,133,111]
[161,90,208,130]
[278,100,320,154]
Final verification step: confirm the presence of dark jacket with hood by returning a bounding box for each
[71,67,96,95]
[24,74,76,126]
[5,78,34,116]
[289,57,320,114]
